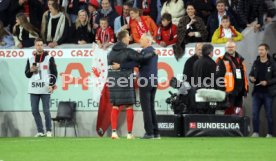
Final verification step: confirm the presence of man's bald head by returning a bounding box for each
[195,43,203,57]
[225,41,236,55]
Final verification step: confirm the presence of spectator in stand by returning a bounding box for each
[156,13,177,47]
[264,0,276,22]
[225,0,243,31]
[161,0,185,26]
[65,0,87,23]
[129,7,157,43]
[193,0,215,25]
[41,0,70,48]
[13,13,39,48]
[88,2,99,33]
[134,0,158,23]
[237,0,265,31]
[212,15,243,44]
[0,20,14,48]
[72,9,94,44]
[207,0,238,41]
[7,0,26,31]
[28,0,46,30]
[95,18,114,50]
[114,2,132,35]
[173,3,207,59]
[95,0,118,29]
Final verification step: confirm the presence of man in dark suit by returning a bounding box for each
[138,33,160,139]
[207,0,238,41]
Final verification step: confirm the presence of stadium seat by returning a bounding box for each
[52,101,78,137]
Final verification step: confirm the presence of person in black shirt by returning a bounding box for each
[72,9,94,44]
[13,13,39,48]
[249,44,276,137]
[41,0,70,48]
[183,43,203,84]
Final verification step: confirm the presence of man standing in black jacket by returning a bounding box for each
[193,44,216,88]
[183,43,203,84]
[249,44,276,137]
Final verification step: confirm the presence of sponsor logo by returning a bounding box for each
[158,123,174,129]
[189,122,240,130]
[189,122,196,129]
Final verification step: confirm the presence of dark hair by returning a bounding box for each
[166,0,178,6]
[216,0,226,6]
[123,2,133,8]
[35,38,44,44]
[48,0,61,11]
[117,30,129,42]
[185,2,195,9]
[258,43,270,51]
[0,20,8,41]
[100,17,108,23]
[221,15,230,21]
[129,7,141,14]
[202,44,214,56]
[161,13,172,21]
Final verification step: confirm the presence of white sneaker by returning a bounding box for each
[251,132,259,137]
[46,131,52,137]
[127,133,135,139]
[266,134,273,138]
[34,133,45,137]
[111,132,119,139]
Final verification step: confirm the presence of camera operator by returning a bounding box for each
[193,44,217,88]
[192,44,217,114]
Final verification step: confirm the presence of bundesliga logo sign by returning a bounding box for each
[189,122,240,130]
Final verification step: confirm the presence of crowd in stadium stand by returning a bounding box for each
[0,0,276,49]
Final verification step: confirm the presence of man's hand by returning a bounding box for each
[188,32,195,37]
[121,24,129,30]
[160,41,167,47]
[78,40,87,45]
[112,62,120,70]
[30,66,38,72]
[249,76,256,83]
[254,24,261,32]
[259,81,268,86]
[266,17,273,23]
[154,50,161,55]
[17,43,23,48]
[48,86,54,93]
[48,42,58,48]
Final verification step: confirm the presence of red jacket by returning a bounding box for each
[156,24,177,46]
[95,27,114,44]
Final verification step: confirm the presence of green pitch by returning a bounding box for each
[0,137,275,161]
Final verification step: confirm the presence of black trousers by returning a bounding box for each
[139,86,159,135]
[228,91,244,107]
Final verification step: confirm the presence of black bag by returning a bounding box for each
[107,70,136,106]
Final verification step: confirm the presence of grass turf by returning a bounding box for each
[0,137,275,161]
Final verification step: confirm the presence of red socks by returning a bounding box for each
[111,107,134,133]
[126,108,134,133]
[111,108,119,131]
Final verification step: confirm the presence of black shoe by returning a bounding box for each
[141,133,154,139]
[154,134,161,139]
